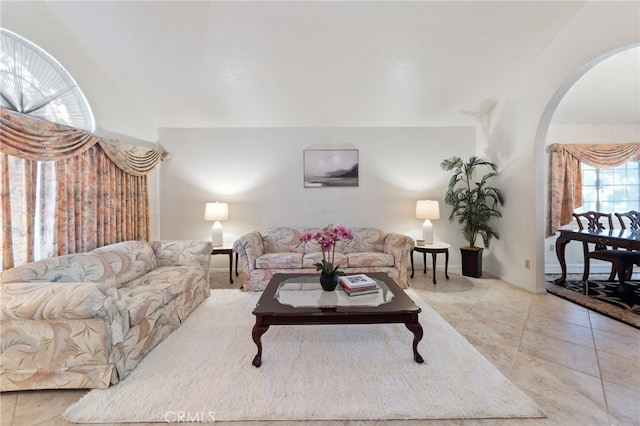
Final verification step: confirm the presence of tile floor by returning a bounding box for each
[1,268,639,425]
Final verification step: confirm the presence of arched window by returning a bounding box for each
[0,28,95,131]
[1,29,163,270]
[1,29,95,267]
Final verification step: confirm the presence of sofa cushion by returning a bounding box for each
[118,266,196,327]
[255,253,303,269]
[92,241,158,287]
[347,228,386,253]
[347,252,394,267]
[0,253,117,286]
[302,252,347,268]
[262,228,306,253]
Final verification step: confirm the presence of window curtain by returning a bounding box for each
[547,143,640,236]
[54,144,150,255]
[0,107,167,270]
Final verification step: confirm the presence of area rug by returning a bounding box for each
[65,289,544,423]
[546,278,640,329]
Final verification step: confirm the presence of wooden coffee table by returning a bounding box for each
[251,272,424,367]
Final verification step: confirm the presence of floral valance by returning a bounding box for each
[0,107,167,175]
[98,139,169,176]
[547,143,640,236]
[548,143,640,168]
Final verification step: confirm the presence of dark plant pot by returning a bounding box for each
[460,247,483,278]
[319,272,339,291]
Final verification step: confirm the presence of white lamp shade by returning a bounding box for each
[204,202,229,221]
[415,200,440,220]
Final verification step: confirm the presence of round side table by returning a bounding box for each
[411,242,450,284]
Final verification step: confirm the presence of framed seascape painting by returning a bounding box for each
[303,149,359,187]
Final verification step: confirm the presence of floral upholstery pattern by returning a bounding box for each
[234,228,414,291]
[302,252,348,268]
[262,228,307,253]
[346,228,386,253]
[0,240,212,391]
[1,253,117,286]
[256,253,303,269]
[92,241,158,287]
[347,252,394,267]
[120,266,201,327]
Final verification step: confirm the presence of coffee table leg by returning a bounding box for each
[252,320,269,367]
[405,321,424,364]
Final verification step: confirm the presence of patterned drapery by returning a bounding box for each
[547,143,640,236]
[98,138,169,177]
[0,108,98,161]
[54,145,150,255]
[1,108,165,270]
[0,107,167,173]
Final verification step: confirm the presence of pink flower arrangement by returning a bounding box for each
[299,224,355,275]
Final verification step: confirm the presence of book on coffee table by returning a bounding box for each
[339,274,380,296]
[341,283,380,297]
[339,274,376,289]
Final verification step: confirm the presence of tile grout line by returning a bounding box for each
[452,277,492,331]
[507,289,535,383]
[589,310,614,426]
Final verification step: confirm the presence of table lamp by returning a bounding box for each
[415,200,440,244]
[204,202,228,247]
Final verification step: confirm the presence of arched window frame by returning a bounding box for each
[0,28,95,132]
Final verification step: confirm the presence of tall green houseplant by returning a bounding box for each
[440,156,504,277]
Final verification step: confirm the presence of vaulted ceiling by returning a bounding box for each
[7,1,640,128]
[552,47,640,125]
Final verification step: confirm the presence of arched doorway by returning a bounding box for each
[534,44,640,292]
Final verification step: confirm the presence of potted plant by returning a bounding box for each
[299,224,355,291]
[440,156,504,277]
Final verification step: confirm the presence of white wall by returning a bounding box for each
[487,1,639,293]
[158,126,475,269]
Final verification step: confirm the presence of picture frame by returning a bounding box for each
[303,149,359,187]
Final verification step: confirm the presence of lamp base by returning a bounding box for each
[422,220,433,245]
[211,221,223,247]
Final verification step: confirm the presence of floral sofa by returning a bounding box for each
[0,240,212,391]
[233,227,414,291]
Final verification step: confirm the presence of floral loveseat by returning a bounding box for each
[0,240,212,391]
[233,227,414,291]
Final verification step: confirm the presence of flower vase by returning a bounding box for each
[319,272,339,291]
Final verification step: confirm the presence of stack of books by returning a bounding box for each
[339,274,380,296]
